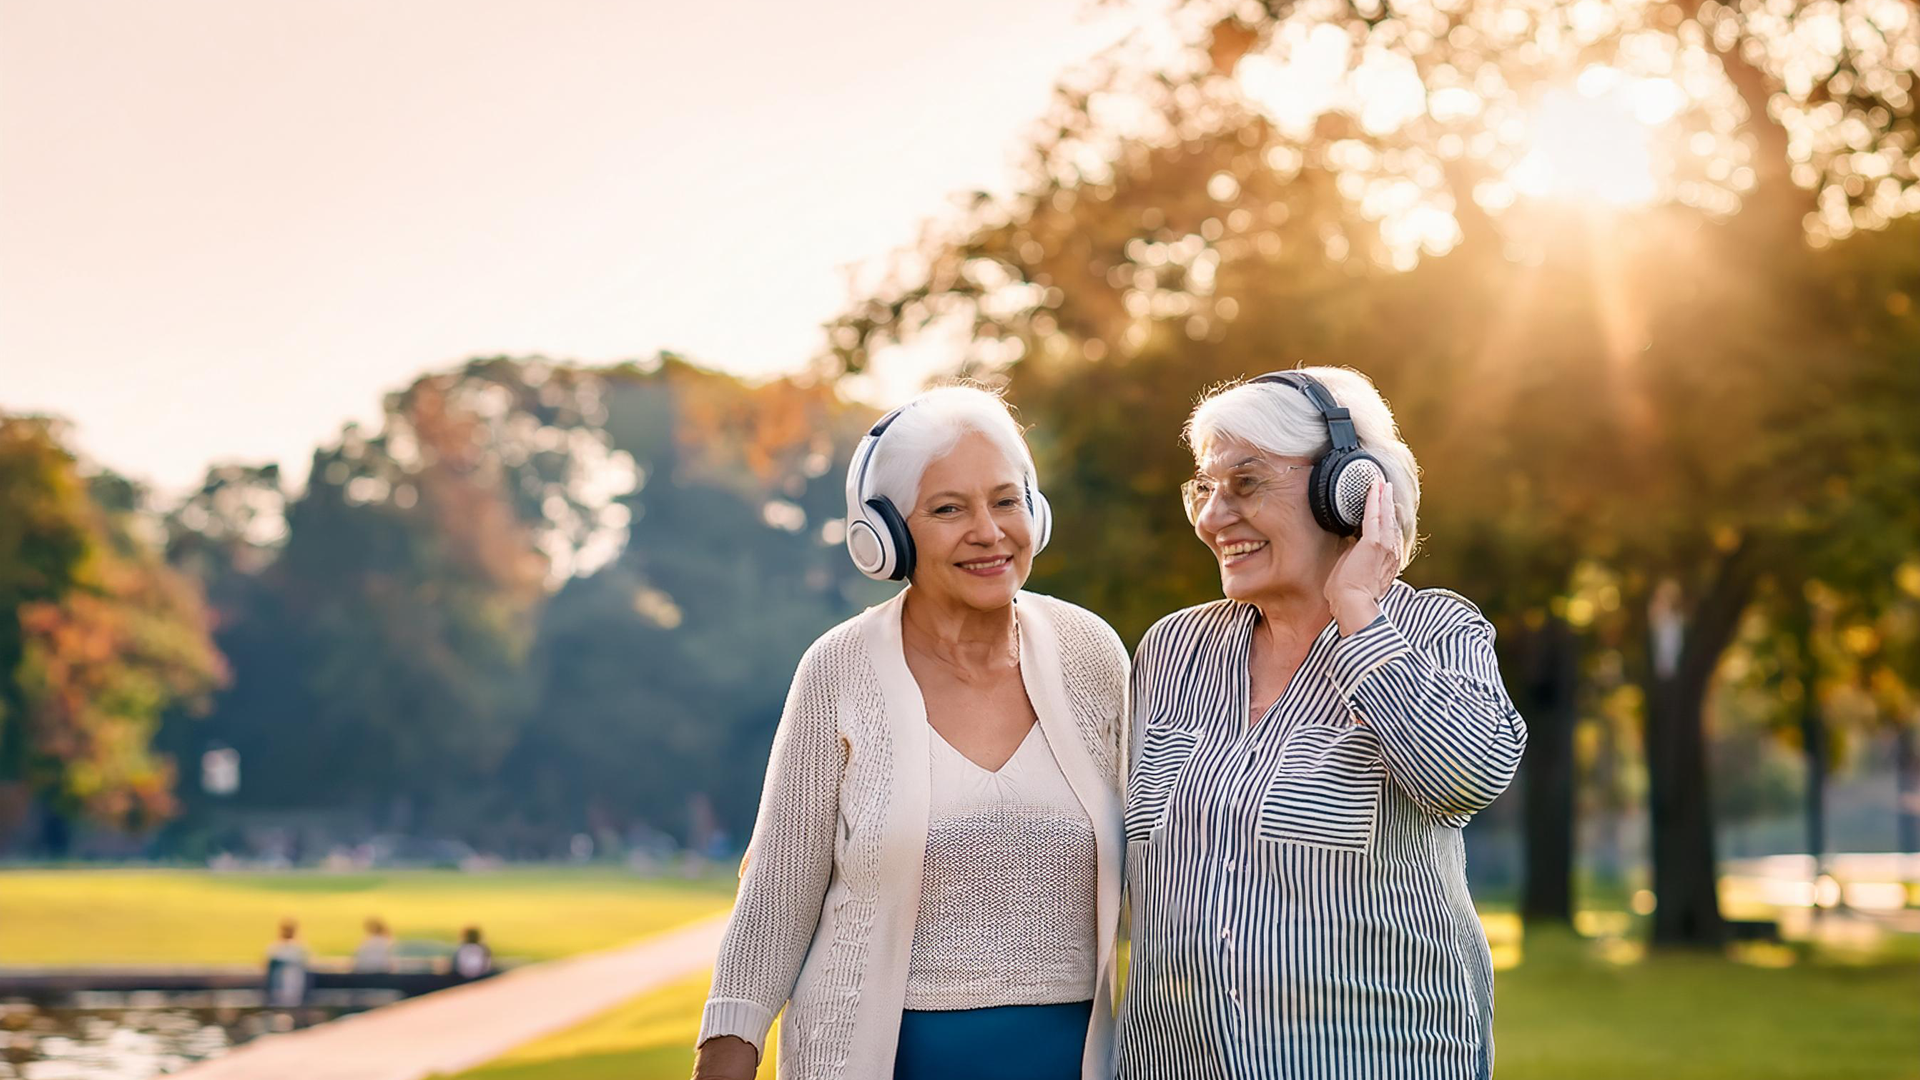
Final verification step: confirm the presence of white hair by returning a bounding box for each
[1184,366,1421,568]
[868,384,1037,512]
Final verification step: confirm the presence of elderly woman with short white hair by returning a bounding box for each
[1117,368,1527,1080]
[693,385,1129,1080]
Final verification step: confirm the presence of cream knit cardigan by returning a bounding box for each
[698,588,1130,1080]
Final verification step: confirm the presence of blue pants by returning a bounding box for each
[894,1000,1092,1080]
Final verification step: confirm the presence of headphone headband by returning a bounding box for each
[866,409,905,439]
[848,406,904,520]
[1249,371,1359,452]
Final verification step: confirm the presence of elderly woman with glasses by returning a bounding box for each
[1116,368,1527,1080]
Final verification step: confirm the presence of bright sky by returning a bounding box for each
[0,1,1138,494]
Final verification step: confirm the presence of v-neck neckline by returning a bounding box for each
[1238,604,1339,734]
[931,719,1040,776]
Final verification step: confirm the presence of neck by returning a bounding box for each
[1250,582,1333,652]
[901,585,1018,673]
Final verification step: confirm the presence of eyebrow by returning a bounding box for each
[924,483,1021,502]
[1197,456,1263,476]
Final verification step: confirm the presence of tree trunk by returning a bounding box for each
[38,804,72,858]
[1796,637,1828,908]
[1640,543,1761,947]
[1896,723,1918,867]
[1643,668,1728,945]
[1518,615,1580,927]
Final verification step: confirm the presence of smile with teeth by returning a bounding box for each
[957,555,1012,572]
[1219,539,1268,563]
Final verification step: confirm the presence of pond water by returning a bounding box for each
[0,991,399,1079]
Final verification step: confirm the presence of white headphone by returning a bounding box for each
[843,406,1054,582]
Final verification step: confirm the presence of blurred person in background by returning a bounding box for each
[693,385,1129,1080]
[265,917,309,1008]
[353,916,394,972]
[1118,368,1527,1079]
[452,925,492,979]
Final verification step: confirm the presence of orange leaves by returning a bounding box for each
[1207,19,1260,77]
[668,364,845,491]
[2,413,226,831]
[399,378,549,607]
[15,554,226,827]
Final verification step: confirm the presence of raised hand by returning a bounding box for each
[1325,479,1402,636]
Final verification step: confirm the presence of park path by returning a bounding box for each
[174,912,730,1080]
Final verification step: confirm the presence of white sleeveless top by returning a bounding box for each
[904,720,1100,1011]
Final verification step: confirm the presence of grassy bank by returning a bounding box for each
[0,867,733,965]
[10,869,1909,1079]
[1495,930,1918,1080]
[450,930,1918,1080]
[443,971,775,1080]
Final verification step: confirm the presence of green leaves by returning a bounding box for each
[0,415,226,831]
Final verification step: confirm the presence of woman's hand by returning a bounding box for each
[1325,479,1402,636]
[691,1035,759,1080]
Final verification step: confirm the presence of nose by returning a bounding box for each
[1193,487,1239,538]
[962,504,1006,546]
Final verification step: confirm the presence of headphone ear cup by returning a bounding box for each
[1306,453,1347,536]
[1028,488,1053,556]
[1320,453,1383,537]
[845,431,895,580]
[846,519,889,578]
[866,496,915,580]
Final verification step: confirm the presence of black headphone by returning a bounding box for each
[843,406,1053,581]
[1246,371,1384,537]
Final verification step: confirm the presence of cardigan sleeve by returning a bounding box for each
[1325,590,1527,820]
[698,635,846,1056]
[1069,601,1133,789]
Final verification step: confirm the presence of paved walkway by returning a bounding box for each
[175,913,730,1080]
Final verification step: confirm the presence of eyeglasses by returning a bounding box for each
[1180,463,1308,524]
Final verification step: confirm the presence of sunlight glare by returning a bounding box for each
[1508,69,1676,207]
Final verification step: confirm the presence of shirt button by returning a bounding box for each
[1225,860,1236,873]
[1219,924,1230,939]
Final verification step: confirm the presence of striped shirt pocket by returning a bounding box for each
[1125,724,1199,843]
[1255,723,1386,854]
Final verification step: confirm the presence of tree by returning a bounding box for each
[0,415,226,846]
[823,0,1920,943]
[503,356,881,846]
[161,360,639,831]
[158,355,881,850]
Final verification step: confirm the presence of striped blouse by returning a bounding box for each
[1116,581,1526,1080]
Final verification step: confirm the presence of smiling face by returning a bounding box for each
[1190,439,1343,604]
[904,430,1034,610]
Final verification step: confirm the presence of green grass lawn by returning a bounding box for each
[448,929,1919,1080]
[440,970,775,1080]
[1495,931,1919,1080]
[0,867,733,965]
[9,870,1910,1078]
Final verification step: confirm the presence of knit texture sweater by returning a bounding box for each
[698,588,1130,1080]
